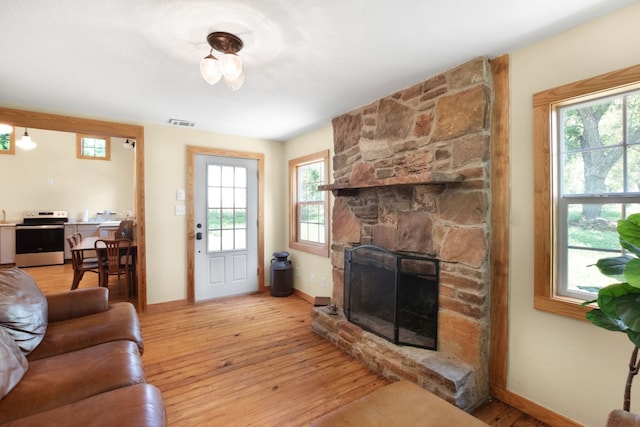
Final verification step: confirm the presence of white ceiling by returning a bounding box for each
[0,0,635,141]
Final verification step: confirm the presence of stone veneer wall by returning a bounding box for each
[312,57,493,410]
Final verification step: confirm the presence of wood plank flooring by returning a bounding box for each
[23,264,549,426]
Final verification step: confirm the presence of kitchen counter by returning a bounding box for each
[68,220,134,226]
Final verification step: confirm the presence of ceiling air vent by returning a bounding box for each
[168,118,195,127]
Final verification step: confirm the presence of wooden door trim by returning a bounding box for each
[0,107,147,312]
[186,146,265,304]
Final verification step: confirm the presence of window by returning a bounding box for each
[0,125,15,155]
[77,134,110,160]
[207,164,247,252]
[289,150,329,257]
[533,64,640,320]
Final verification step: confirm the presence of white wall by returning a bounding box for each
[283,124,334,300]
[0,127,134,222]
[509,3,640,425]
[143,124,285,304]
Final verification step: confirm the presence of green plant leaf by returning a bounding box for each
[594,255,633,280]
[619,215,640,249]
[621,238,640,259]
[625,258,640,288]
[597,283,640,318]
[586,309,628,332]
[615,293,640,332]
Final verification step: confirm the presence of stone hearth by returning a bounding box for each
[312,56,493,411]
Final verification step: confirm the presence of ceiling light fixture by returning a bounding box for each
[17,128,36,150]
[200,31,245,91]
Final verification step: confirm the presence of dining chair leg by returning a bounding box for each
[70,270,83,290]
[125,270,130,301]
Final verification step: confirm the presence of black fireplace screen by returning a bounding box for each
[344,245,439,350]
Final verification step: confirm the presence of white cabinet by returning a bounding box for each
[0,226,16,265]
[76,224,99,239]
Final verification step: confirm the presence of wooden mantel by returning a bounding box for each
[318,171,464,196]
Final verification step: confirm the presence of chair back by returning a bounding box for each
[67,236,78,264]
[68,236,88,266]
[118,220,135,240]
[95,239,131,275]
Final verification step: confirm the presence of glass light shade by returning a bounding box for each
[219,53,243,81]
[224,70,244,91]
[200,55,222,85]
[17,130,36,150]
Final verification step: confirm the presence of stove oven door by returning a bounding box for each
[15,225,65,267]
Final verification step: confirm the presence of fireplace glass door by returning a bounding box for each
[344,245,439,350]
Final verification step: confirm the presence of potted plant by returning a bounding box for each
[582,213,640,412]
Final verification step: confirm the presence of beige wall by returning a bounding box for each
[0,127,134,222]
[509,3,640,425]
[143,124,285,304]
[283,124,334,300]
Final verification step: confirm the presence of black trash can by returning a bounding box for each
[270,251,293,297]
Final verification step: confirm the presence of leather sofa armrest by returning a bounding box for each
[46,288,109,323]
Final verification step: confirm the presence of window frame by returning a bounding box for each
[0,126,15,155]
[533,64,640,320]
[289,150,330,257]
[76,134,111,160]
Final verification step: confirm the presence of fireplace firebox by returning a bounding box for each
[344,245,439,350]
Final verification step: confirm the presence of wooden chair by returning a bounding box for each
[67,236,100,290]
[117,220,135,240]
[95,238,133,300]
[73,232,98,262]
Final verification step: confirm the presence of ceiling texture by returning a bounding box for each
[0,0,635,141]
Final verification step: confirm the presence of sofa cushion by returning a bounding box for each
[0,326,28,399]
[311,380,489,427]
[1,384,166,427]
[0,340,146,423]
[0,267,47,355]
[28,301,144,361]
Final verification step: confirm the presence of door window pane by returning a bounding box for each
[206,164,248,252]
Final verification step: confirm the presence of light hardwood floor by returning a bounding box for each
[24,264,548,426]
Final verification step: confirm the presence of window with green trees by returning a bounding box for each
[77,134,110,160]
[558,89,640,300]
[0,125,15,154]
[533,64,640,320]
[289,150,329,257]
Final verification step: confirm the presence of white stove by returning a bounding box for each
[15,210,69,267]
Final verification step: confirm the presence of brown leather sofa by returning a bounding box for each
[0,267,166,426]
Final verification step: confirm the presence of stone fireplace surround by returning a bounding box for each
[311,57,493,411]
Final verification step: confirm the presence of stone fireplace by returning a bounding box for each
[311,56,493,411]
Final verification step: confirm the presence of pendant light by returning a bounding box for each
[16,128,36,150]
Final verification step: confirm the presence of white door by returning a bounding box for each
[194,155,258,301]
